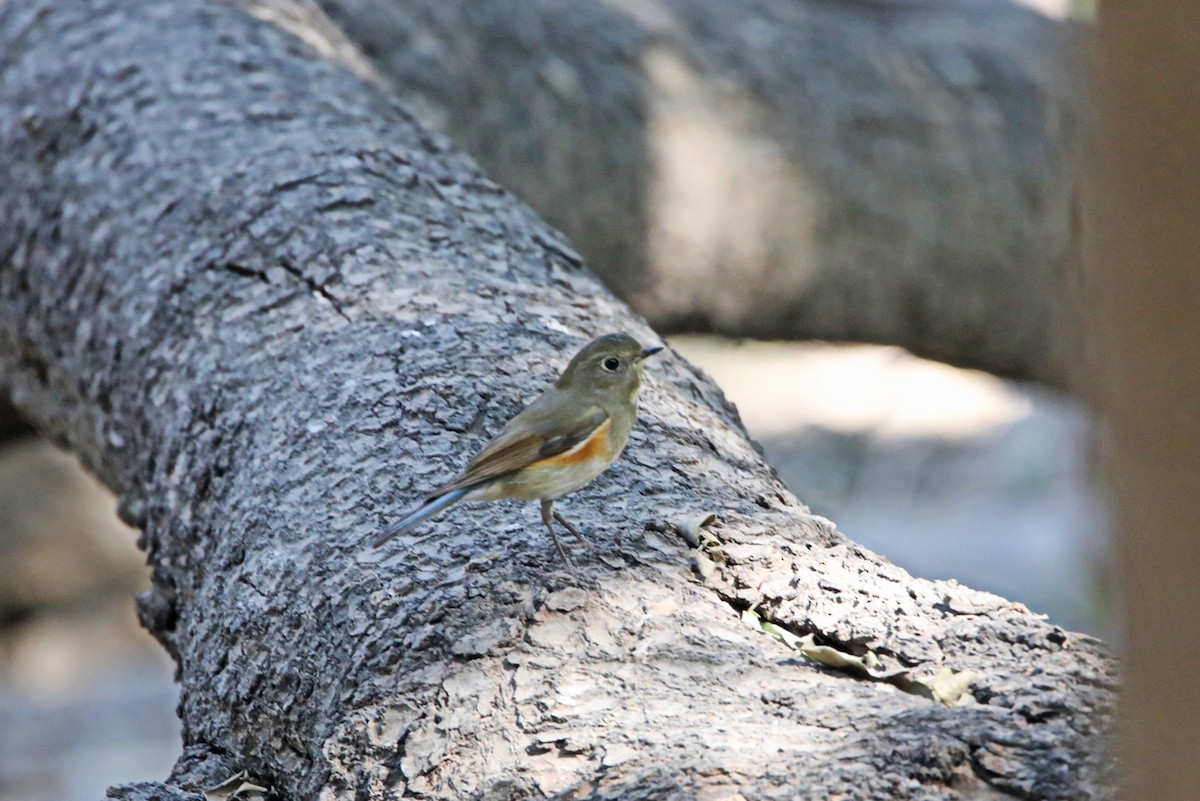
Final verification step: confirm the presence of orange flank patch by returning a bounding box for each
[541,418,614,467]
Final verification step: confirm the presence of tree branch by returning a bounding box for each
[0,0,1111,798]
[319,0,1090,387]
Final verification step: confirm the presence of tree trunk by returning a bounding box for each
[319,0,1089,388]
[0,1,1111,799]
[1093,3,1200,800]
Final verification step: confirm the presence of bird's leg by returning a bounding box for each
[540,499,576,572]
[552,509,591,550]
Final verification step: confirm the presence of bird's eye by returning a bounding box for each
[602,356,621,372]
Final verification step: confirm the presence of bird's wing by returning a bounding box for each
[430,404,609,496]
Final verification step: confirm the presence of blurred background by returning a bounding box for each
[0,439,178,801]
[0,0,1110,799]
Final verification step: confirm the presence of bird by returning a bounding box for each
[374,333,663,569]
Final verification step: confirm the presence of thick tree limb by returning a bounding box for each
[319,0,1089,387]
[0,1,1111,799]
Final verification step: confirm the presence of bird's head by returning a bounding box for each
[556,333,663,399]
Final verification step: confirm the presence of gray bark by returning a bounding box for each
[319,0,1088,387]
[0,1,1111,799]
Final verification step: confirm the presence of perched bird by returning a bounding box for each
[374,333,663,569]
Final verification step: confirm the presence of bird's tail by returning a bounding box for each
[373,487,469,548]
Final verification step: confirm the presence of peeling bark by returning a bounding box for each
[319,0,1089,387]
[0,1,1112,799]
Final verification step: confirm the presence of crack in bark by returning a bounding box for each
[278,256,350,321]
[213,260,268,282]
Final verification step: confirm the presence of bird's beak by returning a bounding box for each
[637,345,664,363]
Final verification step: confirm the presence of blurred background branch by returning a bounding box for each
[320,0,1090,387]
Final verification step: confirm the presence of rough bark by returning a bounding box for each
[0,1,1112,799]
[318,0,1089,387]
[1092,3,1200,800]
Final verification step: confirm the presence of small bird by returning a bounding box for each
[374,333,663,569]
